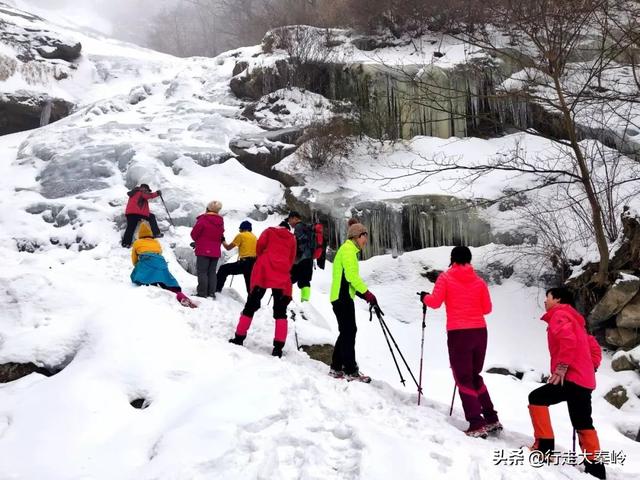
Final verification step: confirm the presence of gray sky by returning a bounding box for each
[16,0,182,44]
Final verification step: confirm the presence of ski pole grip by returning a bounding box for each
[416,292,427,313]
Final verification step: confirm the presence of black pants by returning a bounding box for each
[330,297,358,374]
[291,258,313,289]
[529,381,594,430]
[216,257,255,293]
[196,256,219,297]
[242,287,291,319]
[122,213,161,247]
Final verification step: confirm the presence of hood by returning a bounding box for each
[271,226,294,242]
[541,303,585,325]
[197,213,223,226]
[137,222,153,239]
[447,264,479,283]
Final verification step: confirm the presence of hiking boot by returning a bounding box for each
[229,334,246,346]
[272,340,285,358]
[329,368,344,379]
[584,461,606,479]
[345,371,371,383]
[464,425,488,439]
[485,421,503,434]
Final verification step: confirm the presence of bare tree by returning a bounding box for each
[373,0,640,285]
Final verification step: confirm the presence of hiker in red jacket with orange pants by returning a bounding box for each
[528,287,605,479]
[229,218,297,358]
[420,246,501,438]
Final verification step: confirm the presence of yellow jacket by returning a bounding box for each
[131,223,162,265]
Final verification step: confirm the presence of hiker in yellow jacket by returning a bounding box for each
[216,220,258,294]
[130,222,197,308]
[329,222,378,383]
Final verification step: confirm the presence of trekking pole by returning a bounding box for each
[449,385,457,416]
[370,304,405,386]
[159,194,175,228]
[291,310,300,350]
[376,308,422,392]
[416,292,427,405]
[572,429,576,452]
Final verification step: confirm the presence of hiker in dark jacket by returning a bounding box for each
[191,200,224,298]
[229,218,296,358]
[121,184,162,247]
[287,211,315,302]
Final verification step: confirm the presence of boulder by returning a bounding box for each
[486,367,524,380]
[588,273,640,328]
[604,385,629,409]
[611,353,639,372]
[605,327,640,349]
[616,291,640,329]
[0,362,52,383]
[36,41,82,62]
[0,92,73,135]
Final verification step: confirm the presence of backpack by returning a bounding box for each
[313,223,327,269]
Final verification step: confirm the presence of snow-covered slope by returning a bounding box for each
[0,4,639,480]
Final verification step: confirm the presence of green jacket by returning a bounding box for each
[330,239,368,302]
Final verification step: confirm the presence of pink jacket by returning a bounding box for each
[423,264,492,331]
[250,226,297,296]
[541,304,601,390]
[190,213,224,258]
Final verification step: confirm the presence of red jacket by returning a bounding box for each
[423,264,492,331]
[250,226,297,296]
[125,189,159,217]
[541,304,601,390]
[191,213,224,258]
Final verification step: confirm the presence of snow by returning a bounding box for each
[249,87,345,129]
[0,4,639,480]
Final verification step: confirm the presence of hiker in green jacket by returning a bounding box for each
[329,222,378,383]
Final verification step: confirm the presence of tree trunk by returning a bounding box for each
[552,74,610,285]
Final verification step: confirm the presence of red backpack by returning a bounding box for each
[313,223,327,269]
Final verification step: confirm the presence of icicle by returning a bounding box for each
[40,98,53,127]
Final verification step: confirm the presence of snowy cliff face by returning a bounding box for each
[1,5,640,480]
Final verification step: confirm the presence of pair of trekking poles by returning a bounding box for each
[369,293,450,410]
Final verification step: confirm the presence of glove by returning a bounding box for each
[221,235,226,242]
[156,190,162,196]
[548,363,568,385]
[190,242,196,249]
[419,291,430,303]
[363,290,377,305]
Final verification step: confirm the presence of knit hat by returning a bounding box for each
[347,223,368,239]
[138,222,153,239]
[287,211,301,220]
[139,184,151,192]
[239,220,252,231]
[347,218,359,227]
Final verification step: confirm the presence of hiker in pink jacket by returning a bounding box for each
[191,200,224,298]
[528,287,605,479]
[420,246,500,438]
